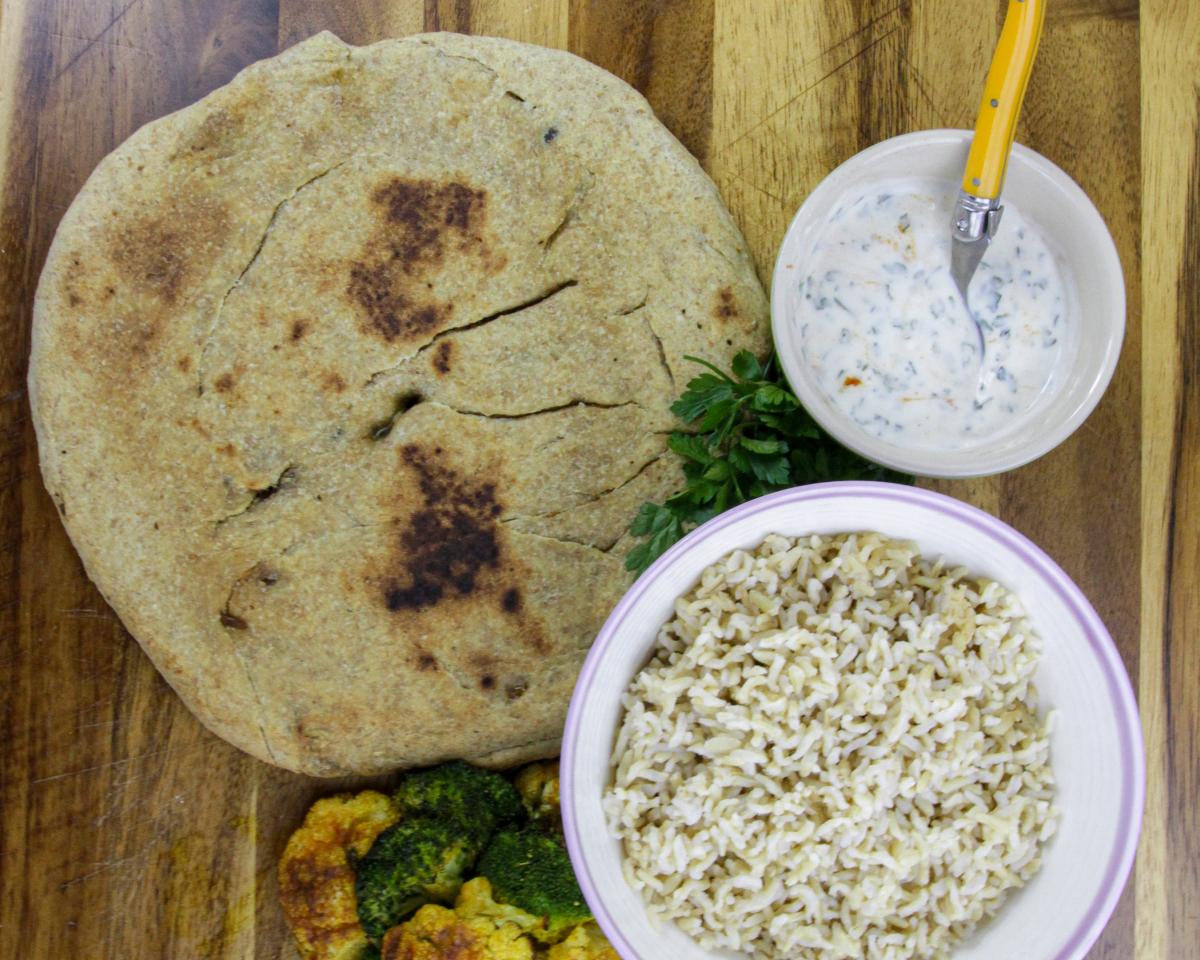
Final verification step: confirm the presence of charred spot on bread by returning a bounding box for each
[321,370,347,393]
[432,340,454,375]
[109,196,230,307]
[347,178,504,343]
[347,261,450,342]
[382,444,503,612]
[174,106,246,160]
[415,652,438,671]
[715,286,738,321]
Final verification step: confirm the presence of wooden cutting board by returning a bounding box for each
[0,1,1194,958]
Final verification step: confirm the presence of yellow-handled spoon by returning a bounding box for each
[951,0,1046,356]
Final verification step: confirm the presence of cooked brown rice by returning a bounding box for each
[604,532,1057,960]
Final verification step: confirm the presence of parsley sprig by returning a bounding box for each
[626,352,911,574]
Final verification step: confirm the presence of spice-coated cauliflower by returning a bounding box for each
[513,762,561,831]
[546,922,620,960]
[455,876,546,933]
[278,791,401,960]
[380,879,537,960]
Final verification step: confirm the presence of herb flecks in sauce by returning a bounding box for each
[798,180,1066,450]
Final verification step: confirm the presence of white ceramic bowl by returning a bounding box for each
[562,483,1143,960]
[770,130,1125,478]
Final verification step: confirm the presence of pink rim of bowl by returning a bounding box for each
[562,481,1144,960]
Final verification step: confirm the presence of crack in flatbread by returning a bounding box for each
[365,278,578,385]
[196,161,350,392]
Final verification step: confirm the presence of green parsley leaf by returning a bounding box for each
[730,350,763,381]
[670,375,733,422]
[703,459,732,482]
[625,352,913,574]
[751,384,798,411]
[739,436,788,455]
[747,451,790,485]
[625,502,685,573]
[668,433,714,464]
[629,501,668,537]
[727,443,751,473]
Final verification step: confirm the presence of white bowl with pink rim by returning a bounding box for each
[561,482,1143,960]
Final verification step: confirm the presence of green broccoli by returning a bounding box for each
[393,760,524,838]
[476,828,592,942]
[353,817,483,943]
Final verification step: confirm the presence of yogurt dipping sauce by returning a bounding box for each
[795,178,1069,451]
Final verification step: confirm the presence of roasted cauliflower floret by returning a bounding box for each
[279,791,400,960]
[380,881,535,960]
[513,762,560,832]
[546,922,619,960]
[454,877,543,934]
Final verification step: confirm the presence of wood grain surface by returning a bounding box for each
[0,1,1191,957]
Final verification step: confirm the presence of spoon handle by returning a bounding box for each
[962,0,1046,200]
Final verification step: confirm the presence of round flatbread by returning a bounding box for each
[30,32,768,775]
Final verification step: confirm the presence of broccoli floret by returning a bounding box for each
[354,817,484,944]
[354,764,527,944]
[393,761,524,838]
[476,829,592,943]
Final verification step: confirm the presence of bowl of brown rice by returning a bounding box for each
[561,482,1142,960]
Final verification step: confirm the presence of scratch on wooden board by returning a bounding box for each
[62,607,119,620]
[59,856,137,890]
[817,1,908,60]
[50,0,146,83]
[901,54,954,128]
[78,717,128,730]
[31,748,174,785]
[49,31,151,57]
[722,169,790,206]
[21,143,42,283]
[713,25,902,160]
[93,787,187,829]
[1048,0,1138,21]
[1079,418,1105,441]
[68,696,116,713]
